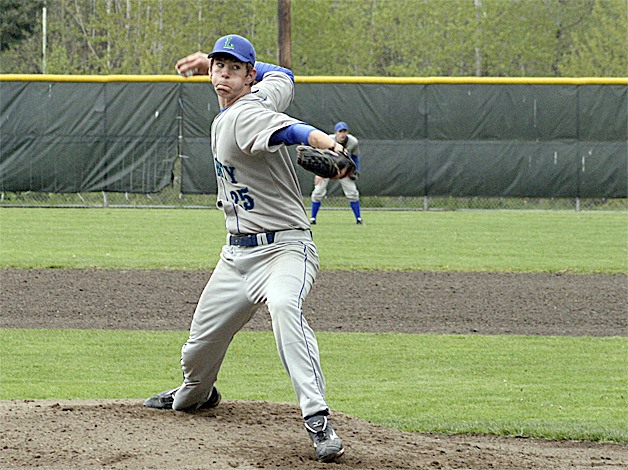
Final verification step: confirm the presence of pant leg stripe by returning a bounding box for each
[297,242,328,409]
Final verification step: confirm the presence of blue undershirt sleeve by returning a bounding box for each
[255,61,295,83]
[269,123,317,146]
[351,155,360,172]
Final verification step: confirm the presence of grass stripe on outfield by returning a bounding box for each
[1,329,626,442]
[0,208,626,273]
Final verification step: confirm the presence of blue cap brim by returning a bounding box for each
[207,51,251,63]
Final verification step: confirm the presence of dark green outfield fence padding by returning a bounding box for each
[287,81,626,198]
[1,75,626,199]
[1,79,180,193]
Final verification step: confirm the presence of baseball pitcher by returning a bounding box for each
[143,34,346,463]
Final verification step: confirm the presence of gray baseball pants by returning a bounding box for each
[172,229,329,418]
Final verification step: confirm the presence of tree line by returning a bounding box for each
[0,0,626,77]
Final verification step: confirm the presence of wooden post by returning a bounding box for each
[278,0,291,69]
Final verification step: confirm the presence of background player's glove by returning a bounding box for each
[296,145,356,180]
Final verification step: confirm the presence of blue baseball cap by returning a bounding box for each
[334,121,349,132]
[208,34,256,65]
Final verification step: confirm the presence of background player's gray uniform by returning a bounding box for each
[311,133,360,202]
[172,71,330,418]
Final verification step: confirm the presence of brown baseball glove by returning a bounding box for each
[296,145,356,180]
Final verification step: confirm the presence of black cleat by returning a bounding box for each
[143,387,178,409]
[198,386,222,409]
[310,217,317,225]
[304,414,345,463]
[144,386,221,411]
[356,218,363,225]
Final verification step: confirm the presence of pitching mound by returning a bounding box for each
[2,399,626,469]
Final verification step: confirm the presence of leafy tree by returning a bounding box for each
[288,0,600,77]
[0,0,625,77]
[286,0,469,75]
[474,0,586,77]
[289,0,350,74]
[0,0,43,52]
[41,0,279,74]
[558,0,628,76]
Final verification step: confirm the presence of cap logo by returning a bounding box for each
[223,37,235,50]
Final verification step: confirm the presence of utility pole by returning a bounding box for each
[42,1,47,73]
[278,0,291,69]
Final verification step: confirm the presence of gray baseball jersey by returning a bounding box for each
[172,70,330,419]
[212,72,309,234]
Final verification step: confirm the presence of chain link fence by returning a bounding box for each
[1,190,625,212]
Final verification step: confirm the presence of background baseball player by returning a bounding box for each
[143,34,346,463]
[310,121,363,224]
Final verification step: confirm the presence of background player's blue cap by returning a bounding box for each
[208,34,256,65]
[335,121,349,132]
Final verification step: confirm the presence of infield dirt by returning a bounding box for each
[1,268,627,469]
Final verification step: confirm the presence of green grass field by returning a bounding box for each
[1,208,626,442]
[0,208,626,272]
